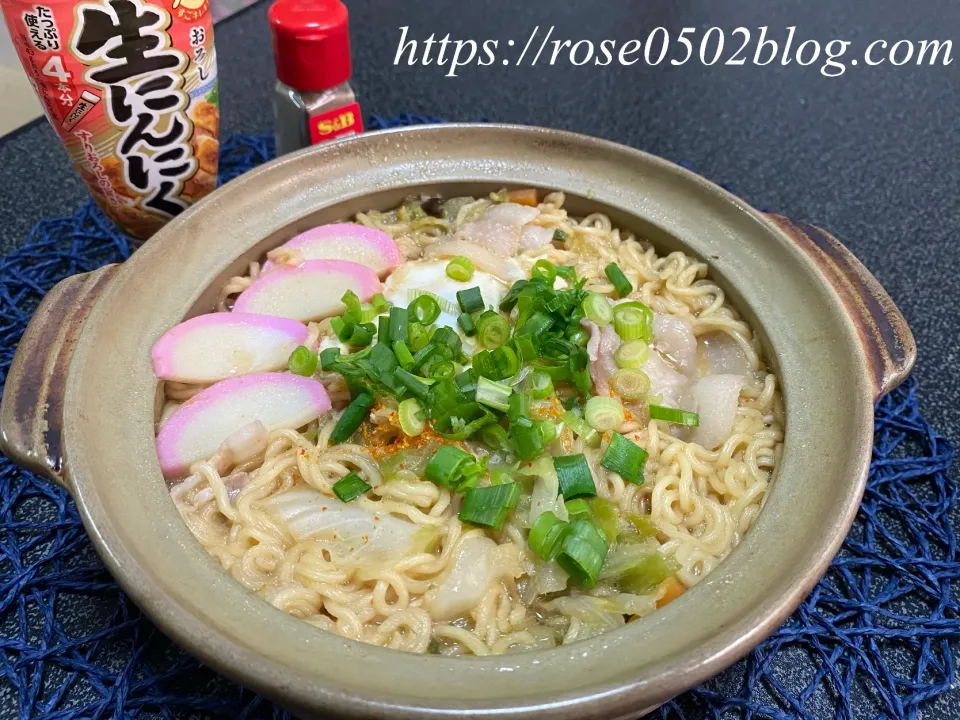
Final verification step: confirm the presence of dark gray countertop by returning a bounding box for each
[0,0,957,717]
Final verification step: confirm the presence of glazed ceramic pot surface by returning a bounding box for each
[0,125,914,720]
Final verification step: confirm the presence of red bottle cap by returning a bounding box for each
[268,0,352,93]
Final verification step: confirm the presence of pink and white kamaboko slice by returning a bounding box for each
[156,373,330,477]
[152,313,309,383]
[233,260,380,322]
[263,224,402,277]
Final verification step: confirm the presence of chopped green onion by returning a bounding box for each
[343,374,372,400]
[582,292,614,327]
[511,416,545,460]
[332,472,371,502]
[518,311,553,339]
[318,347,340,370]
[510,335,535,363]
[371,293,389,313]
[446,255,475,282]
[341,345,374,362]
[428,360,456,380]
[615,340,649,369]
[457,312,477,336]
[491,346,520,378]
[436,408,497,441]
[340,289,362,320]
[649,405,700,427]
[407,321,430,351]
[539,336,576,361]
[507,392,530,424]
[615,301,654,342]
[456,286,484,314]
[431,326,463,355]
[472,350,496,379]
[529,371,554,399]
[362,343,398,375]
[330,316,353,342]
[531,259,557,284]
[528,511,569,561]
[560,410,601,448]
[497,279,528,313]
[377,315,391,344]
[457,458,487,491]
[424,445,474,490]
[555,263,576,280]
[394,368,431,400]
[481,423,511,451]
[379,372,408,398]
[553,229,569,243]
[604,263,633,298]
[421,373,472,413]
[409,295,441,325]
[344,323,374,347]
[408,289,459,315]
[568,327,590,347]
[601,433,648,484]
[613,305,650,341]
[388,307,409,344]
[454,370,477,400]
[410,343,441,374]
[468,456,490,478]
[568,349,593,395]
[476,311,510,349]
[476,376,512,412]
[536,420,558,445]
[398,398,426,436]
[353,356,401,395]
[565,497,592,520]
[474,347,517,381]
[392,340,415,370]
[458,482,522,531]
[611,369,650,401]
[584,396,625,432]
[588,497,619,542]
[358,303,379,322]
[420,356,445,379]
[553,453,596,499]
[288,345,318,376]
[330,392,374,444]
[618,553,681,594]
[556,519,609,588]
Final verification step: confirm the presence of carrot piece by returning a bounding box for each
[656,577,686,608]
[507,188,538,206]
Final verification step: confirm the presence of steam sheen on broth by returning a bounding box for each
[154,190,783,656]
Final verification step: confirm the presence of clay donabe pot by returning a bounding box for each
[0,125,914,719]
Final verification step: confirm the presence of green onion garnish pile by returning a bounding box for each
[286,258,699,589]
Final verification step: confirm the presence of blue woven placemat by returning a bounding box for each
[0,116,956,720]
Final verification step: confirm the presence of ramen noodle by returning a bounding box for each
[152,190,784,655]
[1,0,220,240]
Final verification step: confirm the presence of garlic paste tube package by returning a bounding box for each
[1,0,220,241]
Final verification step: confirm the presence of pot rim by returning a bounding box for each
[58,123,884,719]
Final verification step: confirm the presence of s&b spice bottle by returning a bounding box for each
[269,0,363,156]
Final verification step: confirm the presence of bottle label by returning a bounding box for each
[0,0,220,241]
[308,101,363,145]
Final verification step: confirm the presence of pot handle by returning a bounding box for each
[0,264,120,491]
[766,215,916,400]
